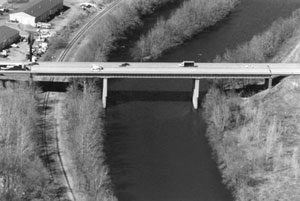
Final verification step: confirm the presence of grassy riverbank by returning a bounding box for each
[75,0,179,61]
[63,81,117,201]
[203,8,300,201]
[0,84,59,200]
[132,0,239,61]
[203,78,300,200]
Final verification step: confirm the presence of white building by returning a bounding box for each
[9,0,63,26]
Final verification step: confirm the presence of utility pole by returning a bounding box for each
[27,32,34,62]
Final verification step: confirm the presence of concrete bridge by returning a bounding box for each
[1,62,300,109]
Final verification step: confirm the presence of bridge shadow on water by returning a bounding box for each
[107,91,207,108]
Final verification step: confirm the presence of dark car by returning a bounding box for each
[119,62,130,67]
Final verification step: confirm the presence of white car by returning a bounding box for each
[11,43,19,48]
[91,64,103,71]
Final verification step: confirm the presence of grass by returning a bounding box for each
[132,0,240,61]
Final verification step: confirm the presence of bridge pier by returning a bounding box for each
[268,77,273,89]
[192,79,200,109]
[29,73,33,87]
[102,78,108,109]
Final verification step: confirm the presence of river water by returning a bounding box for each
[104,1,300,201]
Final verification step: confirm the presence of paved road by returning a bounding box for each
[0,62,300,78]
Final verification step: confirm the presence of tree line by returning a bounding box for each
[76,0,180,61]
[202,8,300,201]
[0,84,60,201]
[132,0,239,61]
[63,80,117,201]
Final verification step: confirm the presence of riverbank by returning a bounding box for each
[73,0,181,61]
[203,77,300,200]
[62,81,117,201]
[132,0,240,61]
[214,8,300,63]
[203,8,300,201]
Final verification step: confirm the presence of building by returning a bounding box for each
[9,0,63,26]
[0,26,20,51]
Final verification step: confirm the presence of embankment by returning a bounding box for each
[203,8,300,201]
[214,8,300,63]
[132,0,240,61]
[75,0,180,61]
[203,78,300,201]
[62,81,117,201]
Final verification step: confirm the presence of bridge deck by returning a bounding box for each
[0,62,299,78]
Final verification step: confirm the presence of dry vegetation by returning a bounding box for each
[0,84,59,200]
[132,0,239,61]
[63,81,116,201]
[202,8,300,201]
[75,0,179,61]
[215,8,300,62]
[203,77,300,201]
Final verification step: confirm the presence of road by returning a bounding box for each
[1,62,300,78]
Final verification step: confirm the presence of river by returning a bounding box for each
[104,1,300,201]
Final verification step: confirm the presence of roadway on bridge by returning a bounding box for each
[1,62,300,78]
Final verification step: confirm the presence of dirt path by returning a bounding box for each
[42,92,75,201]
[51,92,88,201]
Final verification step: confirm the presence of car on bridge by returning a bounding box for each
[91,64,103,71]
[119,62,130,67]
[0,63,30,71]
[179,61,196,67]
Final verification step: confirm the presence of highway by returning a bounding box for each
[0,62,300,78]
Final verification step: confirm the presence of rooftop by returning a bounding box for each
[14,0,63,18]
[0,26,19,44]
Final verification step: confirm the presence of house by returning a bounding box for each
[9,0,63,26]
[0,26,20,51]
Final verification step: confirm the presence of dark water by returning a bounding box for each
[104,1,300,201]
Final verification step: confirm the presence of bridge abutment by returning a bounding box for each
[192,79,200,109]
[102,78,108,108]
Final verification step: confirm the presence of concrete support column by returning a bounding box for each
[268,77,273,90]
[192,79,200,109]
[102,78,108,109]
[29,73,33,87]
[83,79,87,94]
